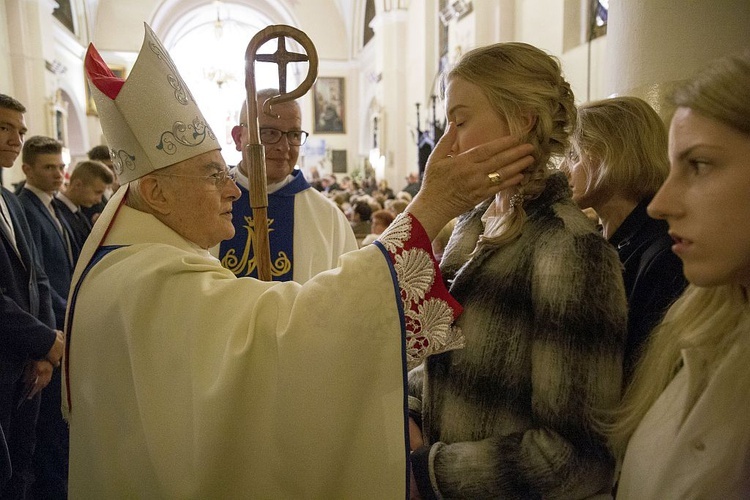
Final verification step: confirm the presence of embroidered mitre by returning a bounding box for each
[84,23,220,184]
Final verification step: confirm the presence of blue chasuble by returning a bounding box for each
[219,170,310,281]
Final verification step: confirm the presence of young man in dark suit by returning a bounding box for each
[16,135,73,497]
[17,136,73,328]
[0,94,64,498]
[80,144,117,224]
[53,159,114,256]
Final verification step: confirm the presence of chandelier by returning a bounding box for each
[202,0,238,89]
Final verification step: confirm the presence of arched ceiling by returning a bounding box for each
[91,0,356,60]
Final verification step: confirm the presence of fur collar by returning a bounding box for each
[440,171,572,280]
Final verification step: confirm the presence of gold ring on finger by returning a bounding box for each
[487,171,503,184]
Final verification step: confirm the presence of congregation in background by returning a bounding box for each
[1,3,749,496]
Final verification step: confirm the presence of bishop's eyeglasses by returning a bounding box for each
[153,166,232,189]
[240,125,309,146]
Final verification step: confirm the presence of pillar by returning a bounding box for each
[606,0,750,118]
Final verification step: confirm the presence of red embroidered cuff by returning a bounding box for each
[377,212,464,369]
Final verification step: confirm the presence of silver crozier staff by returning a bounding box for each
[243,25,319,281]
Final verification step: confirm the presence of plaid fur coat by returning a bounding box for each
[409,173,627,499]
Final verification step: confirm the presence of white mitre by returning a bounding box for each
[85,22,220,183]
[64,25,221,418]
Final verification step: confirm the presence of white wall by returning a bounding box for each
[0,2,12,94]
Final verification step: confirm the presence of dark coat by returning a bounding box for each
[609,199,687,382]
[17,189,74,496]
[52,198,91,262]
[0,188,56,487]
[18,188,76,328]
[80,196,107,226]
[0,424,9,489]
[0,188,56,385]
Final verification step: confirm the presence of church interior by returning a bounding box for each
[2,1,750,496]
[1,0,746,192]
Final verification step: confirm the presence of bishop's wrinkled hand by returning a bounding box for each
[407,122,535,240]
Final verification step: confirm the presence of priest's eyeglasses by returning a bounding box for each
[153,167,232,189]
[258,127,309,146]
[238,124,309,146]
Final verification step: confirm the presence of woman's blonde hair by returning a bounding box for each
[573,96,669,203]
[673,50,750,135]
[441,42,576,248]
[605,50,750,458]
[607,285,750,456]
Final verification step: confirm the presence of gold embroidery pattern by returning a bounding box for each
[221,215,291,277]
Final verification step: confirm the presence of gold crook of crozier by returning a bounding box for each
[242,25,319,281]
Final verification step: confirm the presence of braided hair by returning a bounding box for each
[441,42,576,248]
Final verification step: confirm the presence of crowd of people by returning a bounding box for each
[308,171,419,246]
[1,19,749,498]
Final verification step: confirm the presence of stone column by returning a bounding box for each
[371,7,410,190]
[606,0,750,118]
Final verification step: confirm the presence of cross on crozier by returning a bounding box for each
[255,36,309,93]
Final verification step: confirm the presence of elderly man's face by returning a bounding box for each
[157,150,241,249]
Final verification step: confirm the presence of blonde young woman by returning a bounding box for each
[407,42,628,499]
[612,52,750,498]
[564,97,687,383]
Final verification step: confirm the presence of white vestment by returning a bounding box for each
[64,187,463,498]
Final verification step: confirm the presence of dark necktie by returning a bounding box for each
[75,208,92,230]
[51,202,74,265]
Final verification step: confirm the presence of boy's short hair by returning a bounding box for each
[69,160,114,185]
[22,136,62,165]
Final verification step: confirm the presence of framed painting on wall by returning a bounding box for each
[53,0,76,34]
[313,77,345,134]
[86,65,126,116]
[48,90,68,147]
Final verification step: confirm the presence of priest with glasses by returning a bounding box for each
[217,89,357,283]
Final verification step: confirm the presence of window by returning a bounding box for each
[168,3,300,166]
[363,0,376,47]
[53,0,76,34]
[590,0,608,40]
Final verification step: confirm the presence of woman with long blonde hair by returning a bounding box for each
[407,42,627,499]
[612,51,750,498]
